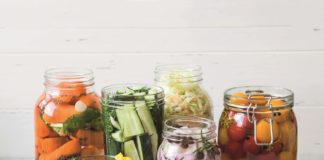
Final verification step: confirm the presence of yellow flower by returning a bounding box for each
[115,153,132,160]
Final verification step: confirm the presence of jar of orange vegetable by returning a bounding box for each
[34,68,104,160]
[218,86,297,160]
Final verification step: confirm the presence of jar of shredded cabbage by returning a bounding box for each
[154,64,213,120]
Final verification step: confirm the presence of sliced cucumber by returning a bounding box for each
[124,140,141,160]
[135,101,158,160]
[112,130,132,142]
[136,136,144,160]
[110,116,120,129]
[116,105,144,138]
[136,134,154,160]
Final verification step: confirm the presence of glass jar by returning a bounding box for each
[154,64,213,120]
[218,86,297,160]
[34,68,104,160]
[158,116,220,160]
[101,84,165,159]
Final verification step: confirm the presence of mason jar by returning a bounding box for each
[101,84,164,159]
[34,68,104,160]
[218,86,297,160]
[154,64,213,120]
[158,116,220,160]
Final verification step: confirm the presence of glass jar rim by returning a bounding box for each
[101,83,165,103]
[224,86,294,109]
[154,64,203,82]
[44,67,95,89]
[162,116,216,141]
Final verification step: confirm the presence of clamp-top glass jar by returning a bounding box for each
[34,68,104,159]
[218,86,297,160]
[154,64,213,120]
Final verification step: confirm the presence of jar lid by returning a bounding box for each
[224,86,294,110]
[162,116,217,142]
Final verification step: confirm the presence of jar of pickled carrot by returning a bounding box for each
[218,86,297,160]
[34,68,104,160]
[154,64,213,120]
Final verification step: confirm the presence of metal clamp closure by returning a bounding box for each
[246,91,275,146]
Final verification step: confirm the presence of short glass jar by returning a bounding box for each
[154,64,213,120]
[101,84,164,159]
[34,68,104,159]
[158,116,220,160]
[218,86,297,160]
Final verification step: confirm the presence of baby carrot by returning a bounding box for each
[35,106,57,138]
[39,138,81,160]
[40,137,68,154]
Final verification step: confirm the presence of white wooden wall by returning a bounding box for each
[0,0,324,159]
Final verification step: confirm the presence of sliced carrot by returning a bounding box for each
[53,82,86,104]
[39,138,81,160]
[43,104,78,123]
[35,106,58,138]
[41,137,68,154]
[35,137,43,158]
[57,81,86,96]
[75,130,104,149]
[90,93,102,111]
[81,145,104,156]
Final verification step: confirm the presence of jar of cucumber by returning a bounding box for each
[154,65,213,120]
[101,84,165,160]
[34,68,104,160]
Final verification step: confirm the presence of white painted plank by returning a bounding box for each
[0,53,323,111]
[0,27,323,53]
[0,107,323,158]
[0,0,323,28]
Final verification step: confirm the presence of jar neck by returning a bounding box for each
[154,64,203,84]
[224,86,294,110]
[162,116,216,142]
[44,68,95,94]
[101,83,165,104]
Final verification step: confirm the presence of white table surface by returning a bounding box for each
[0,0,324,159]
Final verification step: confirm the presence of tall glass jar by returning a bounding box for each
[101,84,164,160]
[158,116,220,160]
[218,86,297,160]
[154,65,213,120]
[34,68,104,160]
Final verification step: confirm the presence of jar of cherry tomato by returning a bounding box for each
[34,68,104,160]
[218,86,297,160]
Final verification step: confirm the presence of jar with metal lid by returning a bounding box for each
[34,68,104,159]
[101,84,164,159]
[154,64,213,120]
[218,86,297,160]
[158,116,220,160]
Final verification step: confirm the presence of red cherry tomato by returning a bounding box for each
[224,142,245,159]
[234,113,254,130]
[243,136,260,155]
[255,152,277,160]
[271,142,283,155]
[228,123,246,142]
